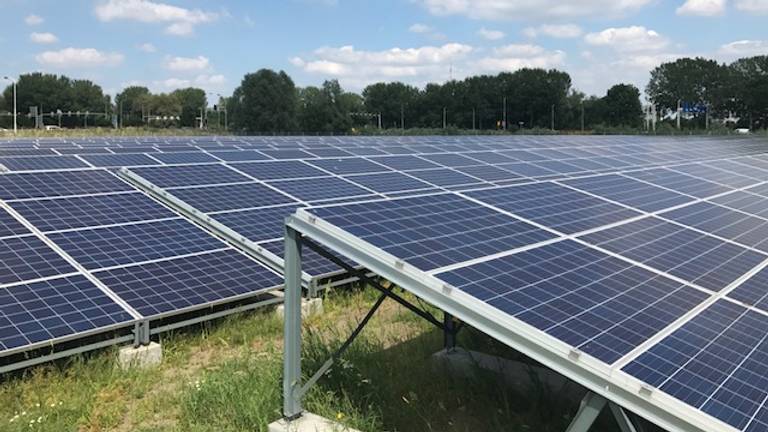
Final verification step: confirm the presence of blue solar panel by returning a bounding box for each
[435,240,708,363]
[532,160,587,174]
[305,148,353,158]
[456,165,522,182]
[308,193,557,271]
[342,172,434,194]
[10,192,176,232]
[670,163,757,188]
[152,152,218,164]
[0,156,89,171]
[496,162,557,178]
[168,182,296,212]
[209,150,270,162]
[261,239,344,276]
[0,275,134,351]
[93,249,282,317]
[0,236,76,285]
[462,151,516,164]
[48,219,225,270]
[367,155,441,171]
[0,170,133,200]
[581,217,766,291]
[625,168,733,198]
[82,153,161,168]
[661,202,768,253]
[467,183,641,234]
[259,149,315,160]
[563,174,694,212]
[268,176,374,202]
[213,204,302,242]
[420,153,482,167]
[130,165,250,188]
[229,160,327,180]
[307,158,390,175]
[727,266,768,313]
[406,168,483,187]
[0,208,28,238]
[624,300,768,432]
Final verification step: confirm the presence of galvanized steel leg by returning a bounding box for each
[565,392,608,432]
[282,225,303,420]
[609,403,640,432]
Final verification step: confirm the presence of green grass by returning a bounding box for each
[0,288,653,431]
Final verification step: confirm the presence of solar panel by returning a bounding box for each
[268,176,375,202]
[152,152,218,164]
[0,275,134,351]
[342,172,434,194]
[93,249,282,317]
[230,160,327,180]
[0,208,29,238]
[82,153,161,168]
[405,168,484,187]
[563,174,694,212]
[9,192,176,232]
[0,170,133,200]
[466,182,641,234]
[167,183,296,213]
[129,165,250,188]
[0,156,89,171]
[420,153,482,167]
[259,149,315,160]
[307,193,557,271]
[307,158,391,175]
[580,217,765,291]
[367,155,441,171]
[47,219,226,270]
[455,165,523,182]
[208,150,270,162]
[212,204,303,243]
[625,168,734,198]
[0,236,77,285]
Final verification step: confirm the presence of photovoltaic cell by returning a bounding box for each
[368,155,441,171]
[308,193,557,271]
[625,168,733,198]
[671,163,757,188]
[10,192,176,232]
[727,266,768,313]
[212,204,302,242]
[406,168,484,187]
[0,236,76,285]
[0,156,88,171]
[93,249,282,317]
[342,172,434,194]
[496,162,558,178]
[130,165,250,188]
[435,240,709,364]
[711,191,768,219]
[307,158,391,175]
[152,152,218,164]
[455,165,522,182]
[0,275,134,351]
[259,149,315,160]
[0,170,133,200]
[466,182,640,234]
[82,153,161,168]
[580,217,765,291]
[0,208,28,238]
[47,219,225,270]
[260,239,344,276]
[168,183,296,212]
[229,160,327,180]
[268,176,374,202]
[624,300,768,432]
[563,174,694,212]
[208,150,270,162]
[420,153,483,168]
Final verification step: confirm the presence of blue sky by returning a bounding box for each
[2,0,767,99]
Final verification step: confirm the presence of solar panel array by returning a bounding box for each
[3,134,768,431]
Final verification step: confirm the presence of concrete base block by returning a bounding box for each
[118,342,162,370]
[276,298,324,319]
[268,412,361,432]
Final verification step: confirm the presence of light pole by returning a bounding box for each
[3,76,17,134]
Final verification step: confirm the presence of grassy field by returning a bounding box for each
[0,287,651,432]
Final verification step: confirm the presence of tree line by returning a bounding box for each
[3,54,767,133]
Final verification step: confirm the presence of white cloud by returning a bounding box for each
[138,42,157,53]
[477,27,505,40]
[154,74,226,91]
[523,24,583,39]
[292,43,473,89]
[30,32,58,44]
[477,44,565,72]
[416,0,652,20]
[94,0,218,36]
[25,14,44,25]
[36,47,124,68]
[676,0,727,16]
[409,23,432,33]
[735,0,768,13]
[165,55,210,72]
[585,26,669,52]
[718,40,768,58]
[493,44,545,57]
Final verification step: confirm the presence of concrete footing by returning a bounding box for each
[276,298,324,319]
[267,412,361,432]
[118,342,163,369]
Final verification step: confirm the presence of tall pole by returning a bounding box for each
[472,108,476,131]
[551,104,555,131]
[581,101,585,132]
[4,77,17,134]
[502,96,507,131]
[401,104,404,129]
[442,107,447,129]
[677,99,681,130]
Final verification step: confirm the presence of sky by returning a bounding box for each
[1,0,767,100]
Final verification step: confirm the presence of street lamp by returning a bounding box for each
[3,76,17,134]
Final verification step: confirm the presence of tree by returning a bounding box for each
[729,55,768,129]
[171,87,207,128]
[362,82,420,128]
[229,69,298,133]
[115,86,151,126]
[647,57,728,112]
[146,93,182,127]
[601,84,643,127]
